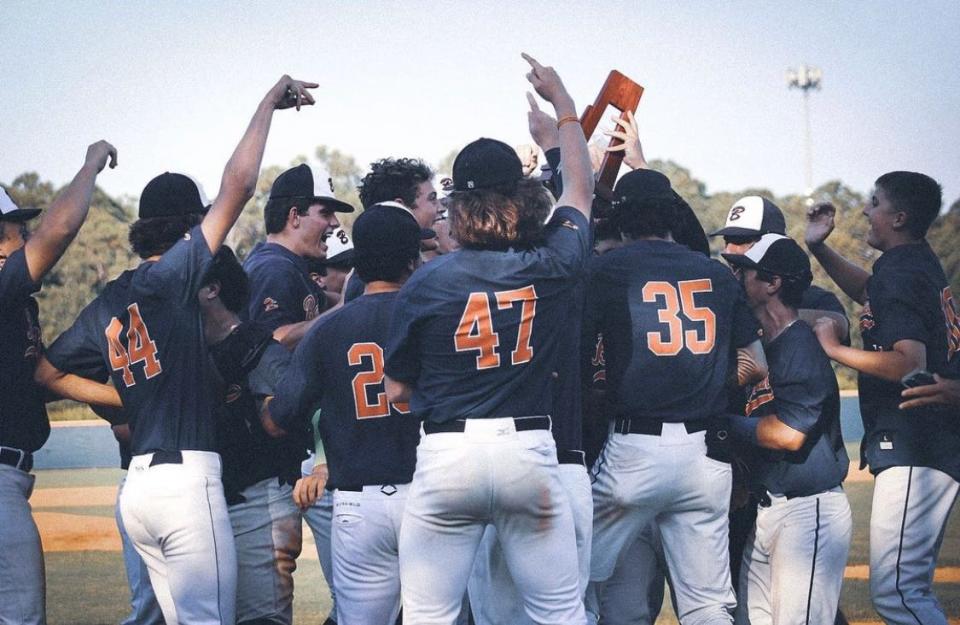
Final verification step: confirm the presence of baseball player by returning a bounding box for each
[243,161,354,347]
[805,171,960,625]
[266,203,430,625]
[723,234,852,625]
[343,157,441,302]
[0,142,116,625]
[583,173,768,625]
[197,246,309,625]
[381,53,594,625]
[36,75,315,624]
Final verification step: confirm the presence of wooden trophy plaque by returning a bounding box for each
[579,70,644,200]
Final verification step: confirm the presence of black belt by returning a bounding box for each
[612,417,711,436]
[0,447,33,472]
[423,416,551,435]
[149,450,183,467]
[338,484,401,496]
[558,449,586,466]
[757,484,844,507]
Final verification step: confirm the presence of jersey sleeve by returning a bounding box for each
[45,301,108,378]
[268,324,326,432]
[343,273,366,304]
[768,340,830,435]
[140,225,214,305]
[867,267,929,347]
[247,342,290,399]
[800,285,846,316]
[535,207,591,279]
[0,247,40,309]
[383,283,423,385]
[246,263,310,330]
[730,279,762,349]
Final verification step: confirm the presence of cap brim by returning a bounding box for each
[710,226,763,237]
[324,249,354,266]
[720,253,759,269]
[315,196,355,213]
[0,208,42,222]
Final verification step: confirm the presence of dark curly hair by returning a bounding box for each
[128,213,203,259]
[447,178,553,251]
[612,192,677,240]
[358,158,434,209]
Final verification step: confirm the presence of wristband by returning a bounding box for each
[557,115,580,129]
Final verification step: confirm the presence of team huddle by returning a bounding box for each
[1,55,959,625]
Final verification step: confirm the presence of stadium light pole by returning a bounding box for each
[786,65,822,199]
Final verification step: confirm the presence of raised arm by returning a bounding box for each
[201,75,318,254]
[522,53,594,218]
[24,141,117,282]
[804,202,870,304]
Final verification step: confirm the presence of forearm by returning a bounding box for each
[272,316,320,350]
[554,96,594,217]
[35,358,122,408]
[25,163,100,281]
[807,243,870,304]
[822,343,923,383]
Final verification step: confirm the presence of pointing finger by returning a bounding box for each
[521,52,544,72]
[526,92,540,111]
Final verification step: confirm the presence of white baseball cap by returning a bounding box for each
[324,226,354,265]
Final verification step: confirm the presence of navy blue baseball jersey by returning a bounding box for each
[46,226,218,454]
[0,248,48,452]
[208,322,306,503]
[743,321,848,496]
[270,291,420,489]
[384,207,591,424]
[583,239,759,422]
[243,242,326,329]
[343,272,365,304]
[551,277,585,456]
[858,242,960,480]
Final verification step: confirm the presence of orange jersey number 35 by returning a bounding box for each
[642,279,717,356]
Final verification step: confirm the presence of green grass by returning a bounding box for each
[47,400,100,422]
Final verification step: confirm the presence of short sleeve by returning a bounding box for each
[731,284,762,349]
[768,336,830,434]
[538,207,591,278]
[268,325,326,432]
[247,342,290,399]
[140,225,213,305]
[0,247,40,309]
[247,264,310,330]
[383,284,423,384]
[868,269,928,347]
[800,285,846,316]
[45,302,108,377]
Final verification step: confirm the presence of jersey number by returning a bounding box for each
[454,286,537,370]
[642,279,716,356]
[348,343,409,419]
[105,303,162,388]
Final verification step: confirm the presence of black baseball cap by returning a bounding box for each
[352,202,434,261]
[612,169,674,200]
[710,196,786,238]
[268,163,354,213]
[0,186,40,221]
[452,138,523,192]
[139,173,210,219]
[722,233,812,280]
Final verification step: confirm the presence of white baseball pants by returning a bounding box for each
[399,419,585,625]
[0,464,44,625]
[598,521,668,625]
[735,488,852,625]
[301,455,338,620]
[869,466,959,625]
[116,473,164,625]
[467,462,593,625]
[332,484,409,625]
[229,477,302,625]
[588,423,736,625]
[120,451,237,625]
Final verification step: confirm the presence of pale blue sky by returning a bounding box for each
[2,1,959,208]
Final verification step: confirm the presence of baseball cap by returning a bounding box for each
[139,173,210,219]
[0,186,41,222]
[452,138,523,192]
[722,233,812,280]
[711,196,786,238]
[323,226,354,266]
[268,163,354,213]
[612,169,674,201]
[352,202,434,261]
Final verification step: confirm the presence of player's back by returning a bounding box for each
[107,226,216,453]
[585,239,758,422]
[385,207,590,424]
